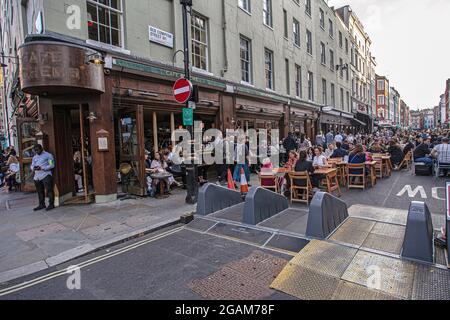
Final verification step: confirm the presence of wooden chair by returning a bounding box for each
[373,157,383,179]
[289,172,313,205]
[258,173,278,193]
[325,169,341,197]
[347,163,368,190]
[398,151,412,171]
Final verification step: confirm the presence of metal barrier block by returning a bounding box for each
[306,192,349,239]
[402,201,434,263]
[197,183,243,216]
[243,187,289,225]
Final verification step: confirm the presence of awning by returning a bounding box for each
[351,118,367,127]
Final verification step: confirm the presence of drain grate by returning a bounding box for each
[331,281,399,300]
[412,265,450,300]
[271,263,340,300]
[188,251,288,300]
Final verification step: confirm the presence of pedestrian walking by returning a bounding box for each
[31,144,55,211]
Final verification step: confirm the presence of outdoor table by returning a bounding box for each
[150,172,173,199]
[381,155,392,177]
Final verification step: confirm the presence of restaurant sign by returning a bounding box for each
[358,104,367,114]
[149,26,174,48]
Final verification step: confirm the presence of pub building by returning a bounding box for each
[17,33,320,206]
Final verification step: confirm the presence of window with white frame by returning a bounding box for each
[191,13,209,71]
[377,80,385,90]
[305,0,311,16]
[378,95,385,105]
[319,8,325,29]
[293,19,300,46]
[265,49,274,90]
[240,36,252,83]
[329,19,334,38]
[329,49,334,71]
[306,29,313,55]
[295,64,302,98]
[340,88,344,108]
[238,0,251,12]
[307,71,314,101]
[331,83,335,106]
[263,0,273,27]
[320,42,326,65]
[322,78,327,105]
[87,0,123,47]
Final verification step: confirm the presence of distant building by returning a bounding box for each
[410,110,423,130]
[389,87,400,126]
[423,109,435,129]
[375,75,389,125]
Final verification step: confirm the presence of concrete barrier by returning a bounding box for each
[196,183,243,216]
[306,192,348,239]
[402,201,434,263]
[243,187,289,225]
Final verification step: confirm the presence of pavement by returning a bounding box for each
[0,188,196,284]
[0,169,448,300]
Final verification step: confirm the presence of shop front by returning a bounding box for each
[320,109,354,134]
[355,104,372,133]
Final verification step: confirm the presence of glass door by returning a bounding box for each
[117,106,146,196]
[17,118,39,192]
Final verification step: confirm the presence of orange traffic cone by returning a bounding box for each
[227,169,236,190]
[240,168,249,194]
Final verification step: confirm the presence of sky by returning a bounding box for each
[328,0,450,110]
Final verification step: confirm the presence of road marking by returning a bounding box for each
[382,173,400,207]
[0,226,184,297]
[396,185,427,199]
[432,187,445,201]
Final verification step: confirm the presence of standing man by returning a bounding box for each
[326,130,334,146]
[334,132,344,144]
[31,144,55,211]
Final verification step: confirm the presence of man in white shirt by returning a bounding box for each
[432,137,450,177]
[334,132,343,144]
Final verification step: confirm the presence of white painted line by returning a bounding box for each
[174,86,190,95]
[0,226,184,296]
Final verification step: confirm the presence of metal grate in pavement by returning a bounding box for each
[290,240,358,278]
[341,250,416,300]
[362,233,404,255]
[208,223,273,246]
[331,281,399,300]
[188,251,289,300]
[412,265,450,300]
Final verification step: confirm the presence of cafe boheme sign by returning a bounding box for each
[19,42,105,95]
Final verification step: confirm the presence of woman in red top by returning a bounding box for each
[285,151,299,171]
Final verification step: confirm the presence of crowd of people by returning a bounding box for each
[279,128,450,186]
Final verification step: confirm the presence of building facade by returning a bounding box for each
[423,108,435,129]
[0,0,364,205]
[335,5,374,133]
[409,110,423,130]
[389,87,400,127]
[375,74,389,126]
[399,99,409,128]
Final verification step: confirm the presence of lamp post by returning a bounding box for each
[180,0,198,204]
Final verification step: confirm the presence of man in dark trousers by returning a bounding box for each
[31,144,55,211]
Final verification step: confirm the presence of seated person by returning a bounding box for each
[388,141,404,169]
[432,137,450,176]
[162,149,183,187]
[348,144,367,176]
[312,147,328,168]
[324,144,335,158]
[330,142,349,159]
[149,152,175,195]
[341,140,350,151]
[284,151,299,171]
[413,138,432,165]
[294,151,318,187]
[369,141,383,154]
[260,158,279,189]
[3,156,19,192]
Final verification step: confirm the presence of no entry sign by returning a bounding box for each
[173,78,193,104]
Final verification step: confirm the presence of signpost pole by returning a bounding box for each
[446,182,450,265]
[180,0,198,204]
